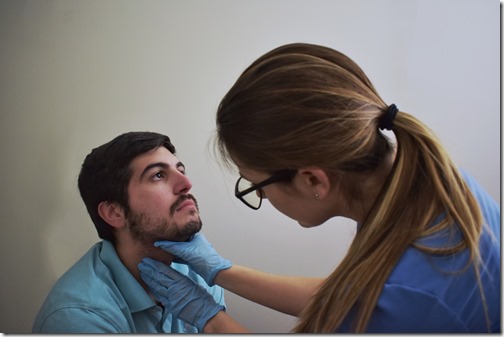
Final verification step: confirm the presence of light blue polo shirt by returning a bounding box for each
[338,171,500,332]
[32,240,226,333]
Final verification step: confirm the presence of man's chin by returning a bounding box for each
[167,235,193,243]
[169,220,202,242]
[184,233,197,242]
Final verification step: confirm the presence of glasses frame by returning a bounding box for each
[235,169,297,210]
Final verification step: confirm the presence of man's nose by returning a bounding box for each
[174,171,192,195]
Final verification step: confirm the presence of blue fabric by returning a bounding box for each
[32,240,226,333]
[339,171,500,332]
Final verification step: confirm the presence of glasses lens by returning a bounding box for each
[237,177,261,209]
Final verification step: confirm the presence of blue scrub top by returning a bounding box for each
[339,171,500,332]
[32,240,226,333]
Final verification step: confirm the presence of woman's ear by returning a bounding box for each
[97,201,126,229]
[297,168,331,199]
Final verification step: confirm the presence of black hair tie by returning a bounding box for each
[379,104,398,130]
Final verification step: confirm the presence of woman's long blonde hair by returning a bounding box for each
[215,43,485,332]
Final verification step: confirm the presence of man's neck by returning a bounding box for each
[113,235,175,293]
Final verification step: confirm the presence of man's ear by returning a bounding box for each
[297,168,331,199]
[97,201,126,229]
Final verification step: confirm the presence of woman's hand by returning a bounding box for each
[154,233,233,286]
[138,257,224,331]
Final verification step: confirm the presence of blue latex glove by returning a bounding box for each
[154,233,232,286]
[138,258,224,332]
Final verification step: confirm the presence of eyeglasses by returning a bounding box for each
[235,169,297,210]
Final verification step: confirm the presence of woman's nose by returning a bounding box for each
[257,189,267,199]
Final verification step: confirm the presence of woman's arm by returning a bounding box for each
[153,234,325,316]
[203,311,250,333]
[215,265,324,316]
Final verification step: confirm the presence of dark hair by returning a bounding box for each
[77,131,176,243]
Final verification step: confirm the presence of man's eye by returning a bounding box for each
[152,172,165,180]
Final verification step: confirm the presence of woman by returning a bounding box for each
[139,43,500,332]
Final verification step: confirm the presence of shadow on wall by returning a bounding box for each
[0,128,96,333]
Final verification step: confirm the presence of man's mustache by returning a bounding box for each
[169,194,199,215]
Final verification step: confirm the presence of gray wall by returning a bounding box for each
[0,0,499,333]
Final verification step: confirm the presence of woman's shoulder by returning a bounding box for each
[459,169,500,236]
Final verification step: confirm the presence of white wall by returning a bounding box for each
[0,0,499,333]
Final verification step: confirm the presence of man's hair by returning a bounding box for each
[77,131,176,243]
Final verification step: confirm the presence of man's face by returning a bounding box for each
[124,146,202,246]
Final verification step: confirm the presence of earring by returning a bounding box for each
[315,192,320,199]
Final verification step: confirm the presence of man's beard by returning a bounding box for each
[126,194,202,246]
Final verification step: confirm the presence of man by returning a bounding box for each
[32,131,225,333]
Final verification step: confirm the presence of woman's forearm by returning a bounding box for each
[203,311,250,333]
[214,265,324,316]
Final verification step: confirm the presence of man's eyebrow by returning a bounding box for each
[139,162,168,180]
[139,161,185,180]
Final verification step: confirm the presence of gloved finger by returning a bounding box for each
[155,233,208,253]
[140,254,186,267]
[138,259,158,278]
[140,270,181,298]
[141,266,204,301]
[154,240,180,249]
[139,263,189,295]
[154,241,187,255]
[138,257,160,275]
[168,256,188,265]
[148,286,164,301]
[138,258,177,281]
[139,271,165,293]
[140,258,196,284]
[190,232,209,245]
[141,276,172,304]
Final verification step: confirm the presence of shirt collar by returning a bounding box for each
[100,240,156,313]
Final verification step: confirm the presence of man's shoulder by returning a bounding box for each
[52,242,112,290]
[33,242,128,332]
